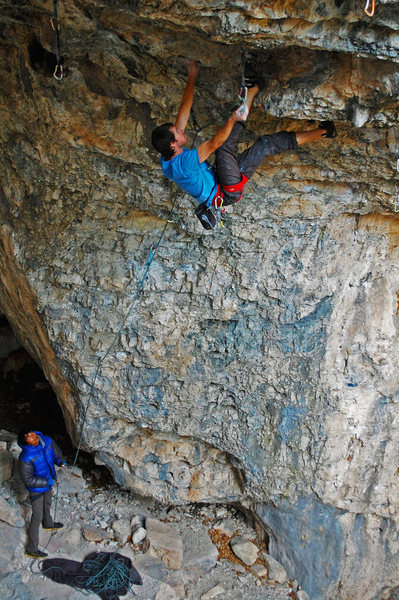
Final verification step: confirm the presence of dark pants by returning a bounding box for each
[215,122,298,205]
[27,490,53,553]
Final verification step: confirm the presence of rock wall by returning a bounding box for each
[1,1,399,598]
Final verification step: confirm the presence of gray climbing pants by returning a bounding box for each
[215,122,298,205]
[27,490,53,553]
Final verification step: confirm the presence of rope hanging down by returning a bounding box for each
[50,0,63,80]
[71,192,180,467]
[71,120,205,468]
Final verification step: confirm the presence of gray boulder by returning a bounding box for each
[261,552,287,582]
[230,535,259,566]
[0,492,24,528]
[0,449,12,483]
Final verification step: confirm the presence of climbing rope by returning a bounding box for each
[190,107,212,136]
[364,0,375,17]
[76,553,136,596]
[71,117,206,468]
[34,552,138,596]
[71,192,179,467]
[50,0,63,80]
[395,155,399,212]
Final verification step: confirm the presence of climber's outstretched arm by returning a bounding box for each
[196,85,258,163]
[196,106,248,163]
[175,60,200,131]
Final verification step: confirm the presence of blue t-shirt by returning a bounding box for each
[161,148,217,205]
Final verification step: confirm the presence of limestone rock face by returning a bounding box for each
[0,2,399,599]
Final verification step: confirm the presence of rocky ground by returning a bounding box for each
[0,429,307,600]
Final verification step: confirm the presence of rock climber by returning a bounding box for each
[18,429,67,559]
[151,59,337,229]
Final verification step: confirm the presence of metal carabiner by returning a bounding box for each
[364,0,375,17]
[53,64,64,80]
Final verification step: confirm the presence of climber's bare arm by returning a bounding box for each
[197,105,249,163]
[175,60,200,132]
[196,85,259,162]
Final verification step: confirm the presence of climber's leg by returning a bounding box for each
[237,130,298,180]
[238,121,337,180]
[215,86,259,204]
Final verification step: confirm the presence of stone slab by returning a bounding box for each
[144,517,183,570]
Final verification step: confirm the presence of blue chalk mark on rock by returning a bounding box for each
[257,493,344,600]
[278,296,333,354]
[279,402,307,444]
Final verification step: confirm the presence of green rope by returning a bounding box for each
[76,552,136,595]
[35,552,138,596]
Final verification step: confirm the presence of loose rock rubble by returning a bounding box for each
[0,430,304,600]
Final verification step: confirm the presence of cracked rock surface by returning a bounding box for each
[0,432,293,600]
[0,2,399,599]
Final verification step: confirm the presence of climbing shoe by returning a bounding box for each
[25,549,48,559]
[319,121,337,138]
[195,203,216,230]
[43,522,63,531]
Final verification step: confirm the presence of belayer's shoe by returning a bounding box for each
[25,549,48,559]
[319,121,337,138]
[43,522,64,531]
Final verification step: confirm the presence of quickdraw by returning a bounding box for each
[51,0,63,80]
[215,195,224,229]
[238,50,248,114]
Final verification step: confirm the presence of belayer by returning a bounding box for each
[18,429,67,559]
[151,59,337,230]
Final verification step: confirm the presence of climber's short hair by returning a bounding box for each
[151,123,175,161]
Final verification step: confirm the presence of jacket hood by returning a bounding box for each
[17,430,44,449]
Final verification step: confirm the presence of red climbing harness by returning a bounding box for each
[210,173,249,208]
[219,172,249,203]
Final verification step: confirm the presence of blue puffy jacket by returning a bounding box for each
[18,431,65,493]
